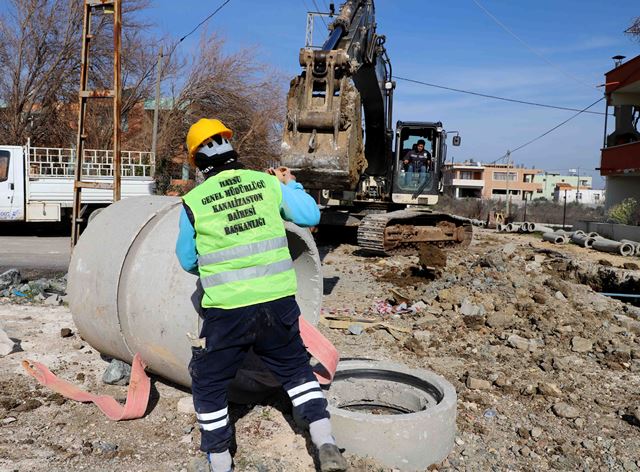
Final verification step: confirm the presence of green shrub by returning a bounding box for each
[608,198,639,225]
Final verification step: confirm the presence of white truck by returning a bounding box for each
[0,144,155,223]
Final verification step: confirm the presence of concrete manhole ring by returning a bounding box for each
[326,359,457,471]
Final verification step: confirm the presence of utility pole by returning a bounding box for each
[505,150,511,218]
[151,46,163,166]
[562,189,568,229]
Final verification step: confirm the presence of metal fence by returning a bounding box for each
[28,147,155,178]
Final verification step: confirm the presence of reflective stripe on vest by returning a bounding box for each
[201,258,293,289]
[197,236,288,267]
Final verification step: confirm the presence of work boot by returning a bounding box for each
[318,443,348,471]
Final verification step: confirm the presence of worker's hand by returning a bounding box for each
[268,166,296,184]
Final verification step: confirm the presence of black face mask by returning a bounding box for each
[194,149,238,171]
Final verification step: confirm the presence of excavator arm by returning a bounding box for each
[281,0,393,190]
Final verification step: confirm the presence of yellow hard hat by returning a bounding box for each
[186,118,233,163]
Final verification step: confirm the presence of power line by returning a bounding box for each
[470,0,596,91]
[395,76,606,115]
[488,96,605,164]
[311,0,328,28]
[178,0,232,43]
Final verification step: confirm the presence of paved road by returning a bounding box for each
[0,236,70,278]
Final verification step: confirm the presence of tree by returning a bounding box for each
[0,0,164,148]
[0,0,82,146]
[154,34,284,193]
[626,17,640,40]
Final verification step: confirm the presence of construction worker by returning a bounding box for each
[175,118,348,472]
[402,139,432,186]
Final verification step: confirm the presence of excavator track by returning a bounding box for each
[357,210,474,259]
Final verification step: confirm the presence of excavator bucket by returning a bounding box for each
[281,49,366,190]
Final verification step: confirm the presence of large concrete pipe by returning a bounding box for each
[542,232,567,244]
[530,223,555,234]
[68,196,322,390]
[592,237,635,257]
[571,233,596,248]
[620,239,640,256]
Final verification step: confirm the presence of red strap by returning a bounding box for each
[22,352,150,421]
[299,316,339,385]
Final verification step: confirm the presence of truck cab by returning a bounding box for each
[0,146,26,221]
[391,121,452,206]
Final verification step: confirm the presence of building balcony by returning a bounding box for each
[452,178,484,188]
[600,141,640,176]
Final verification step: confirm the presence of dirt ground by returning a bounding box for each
[1,228,640,471]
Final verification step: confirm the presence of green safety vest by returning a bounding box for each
[182,169,297,309]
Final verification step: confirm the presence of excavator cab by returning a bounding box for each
[391,121,447,205]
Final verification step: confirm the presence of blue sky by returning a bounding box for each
[146,0,638,188]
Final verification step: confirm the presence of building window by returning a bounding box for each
[493,171,517,181]
[594,194,600,201]
[576,192,582,200]
[523,174,533,183]
[460,171,474,180]
[0,151,9,182]
[536,188,543,193]
[492,189,507,195]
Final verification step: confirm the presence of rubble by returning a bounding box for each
[1,228,640,471]
[0,326,15,356]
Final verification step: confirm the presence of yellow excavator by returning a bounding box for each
[281,0,472,261]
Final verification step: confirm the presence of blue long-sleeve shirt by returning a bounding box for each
[175,180,320,274]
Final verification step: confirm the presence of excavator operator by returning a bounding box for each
[175,118,348,472]
[402,139,432,185]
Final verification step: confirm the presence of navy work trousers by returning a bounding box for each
[189,295,329,453]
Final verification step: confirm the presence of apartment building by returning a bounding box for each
[599,54,640,208]
[553,185,604,206]
[532,173,592,200]
[442,161,485,198]
[482,164,542,201]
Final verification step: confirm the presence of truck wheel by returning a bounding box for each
[326,359,457,470]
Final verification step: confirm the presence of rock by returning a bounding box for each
[581,439,595,450]
[633,407,640,424]
[507,334,539,352]
[72,342,84,350]
[598,259,613,267]
[60,328,73,338]
[623,262,639,270]
[28,279,50,295]
[92,440,118,453]
[486,312,513,329]
[44,294,60,306]
[101,359,131,386]
[574,417,585,428]
[477,252,506,271]
[466,377,491,390]
[347,324,363,335]
[571,336,593,353]
[410,301,427,312]
[0,269,21,290]
[530,427,543,439]
[554,291,566,301]
[460,299,485,317]
[537,382,562,397]
[0,327,15,356]
[502,243,517,256]
[532,292,548,304]
[552,402,580,419]
[1,417,17,425]
[177,396,195,415]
